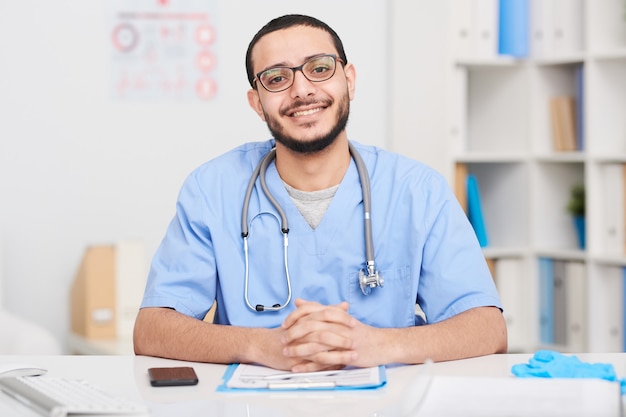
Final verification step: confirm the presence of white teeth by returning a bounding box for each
[292,107,322,117]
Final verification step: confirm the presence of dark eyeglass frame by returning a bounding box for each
[253,54,345,93]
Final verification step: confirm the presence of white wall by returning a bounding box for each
[0,0,392,349]
[388,1,451,181]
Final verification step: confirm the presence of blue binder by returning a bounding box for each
[575,65,584,150]
[498,0,529,57]
[467,174,489,247]
[538,258,555,345]
[623,267,626,352]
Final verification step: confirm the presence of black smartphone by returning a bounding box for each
[148,366,199,387]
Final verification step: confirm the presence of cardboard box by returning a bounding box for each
[70,242,146,339]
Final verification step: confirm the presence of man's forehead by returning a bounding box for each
[251,26,336,68]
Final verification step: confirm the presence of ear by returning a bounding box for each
[343,62,356,101]
[247,88,266,121]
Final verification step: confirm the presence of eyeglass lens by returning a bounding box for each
[258,55,337,92]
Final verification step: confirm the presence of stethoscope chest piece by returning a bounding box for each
[359,268,384,295]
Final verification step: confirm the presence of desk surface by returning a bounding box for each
[1,353,624,417]
[67,333,134,355]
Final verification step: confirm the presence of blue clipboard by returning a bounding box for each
[216,363,387,392]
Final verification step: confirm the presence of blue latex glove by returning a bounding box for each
[512,350,626,395]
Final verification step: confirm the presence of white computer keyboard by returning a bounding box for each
[0,375,148,417]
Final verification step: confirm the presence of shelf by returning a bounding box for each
[455,56,524,67]
[587,0,626,53]
[534,248,586,261]
[534,153,585,163]
[532,161,585,251]
[465,65,530,154]
[589,49,626,61]
[448,0,626,354]
[465,162,530,248]
[586,58,626,155]
[590,255,626,268]
[482,247,530,259]
[454,153,528,163]
[533,55,586,66]
[588,155,626,164]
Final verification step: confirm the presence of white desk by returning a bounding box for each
[67,333,134,355]
[0,353,624,416]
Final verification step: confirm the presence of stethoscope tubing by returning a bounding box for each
[241,142,379,312]
[348,142,376,276]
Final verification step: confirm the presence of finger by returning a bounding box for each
[282,320,355,349]
[283,299,326,328]
[282,341,333,358]
[291,351,358,373]
[283,300,354,330]
[282,312,356,346]
[283,326,354,356]
[291,362,345,373]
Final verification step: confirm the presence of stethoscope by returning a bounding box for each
[241,142,384,312]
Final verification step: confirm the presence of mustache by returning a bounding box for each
[280,99,332,116]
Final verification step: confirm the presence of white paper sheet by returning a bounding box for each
[401,375,622,417]
[225,364,383,390]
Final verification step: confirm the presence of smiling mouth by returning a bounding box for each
[291,107,324,117]
[284,99,331,118]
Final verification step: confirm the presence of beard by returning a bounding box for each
[263,93,350,154]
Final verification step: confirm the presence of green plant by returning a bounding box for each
[566,183,585,217]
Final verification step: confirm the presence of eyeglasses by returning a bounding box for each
[254,54,345,93]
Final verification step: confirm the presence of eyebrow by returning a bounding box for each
[257,53,331,74]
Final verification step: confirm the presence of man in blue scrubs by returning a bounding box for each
[134,14,507,372]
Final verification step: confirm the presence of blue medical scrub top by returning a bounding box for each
[140,140,502,329]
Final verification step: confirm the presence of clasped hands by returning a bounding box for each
[276,298,377,372]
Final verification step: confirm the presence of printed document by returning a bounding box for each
[221,364,385,390]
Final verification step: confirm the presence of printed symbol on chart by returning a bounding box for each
[116,70,131,95]
[112,23,139,52]
[196,50,216,73]
[161,67,187,93]
[195,24,215,46]
[160,24,186,43]
[196,78,217,100]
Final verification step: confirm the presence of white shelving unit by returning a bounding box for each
[447,0,626,353]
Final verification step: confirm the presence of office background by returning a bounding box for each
[0,1,448,350]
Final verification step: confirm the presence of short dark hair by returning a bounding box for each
[245,14,348,88]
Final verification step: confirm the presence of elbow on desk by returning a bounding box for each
[132,307,207,360]
[132,307,171,357]
[468,306,508,356]
[494,308,508,354]
[132,309,149,356]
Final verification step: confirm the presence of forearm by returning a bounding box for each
[378,306,507,365]
[133,307,281,367]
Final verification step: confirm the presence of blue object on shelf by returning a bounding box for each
[573,216,585,249]
[623,267,626,352]
[575,65,585,150]
[498,0,529,58]
[538,258,555,345]
[467,174,489,247]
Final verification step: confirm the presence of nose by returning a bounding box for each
[289,69,316,98]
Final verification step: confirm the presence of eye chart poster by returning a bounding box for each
[109,0,219,101]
